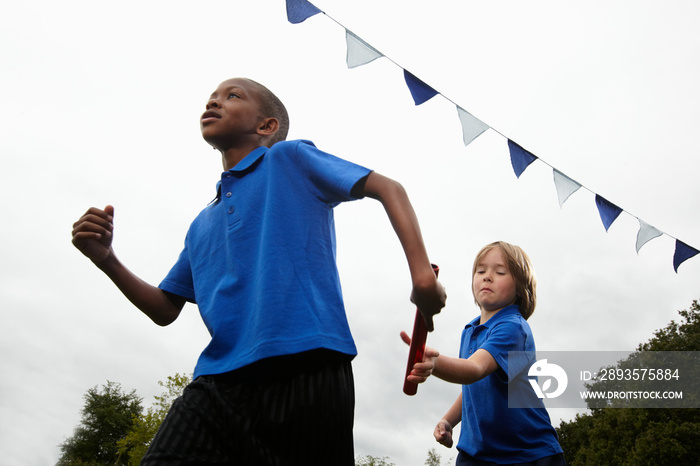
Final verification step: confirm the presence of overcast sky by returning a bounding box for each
[2,1,699,464]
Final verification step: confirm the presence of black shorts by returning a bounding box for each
[141,350,355,466]
[456,451,567,466]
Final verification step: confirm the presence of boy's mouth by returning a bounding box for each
[201,110,221,122]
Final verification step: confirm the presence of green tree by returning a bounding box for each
[355,455,396,466]
[639,300,700,352]
[557,300,700,465]
[116,373,191,465]
[425,448,442,466]
[57,381,142,465]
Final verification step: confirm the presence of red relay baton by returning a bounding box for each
[403,264,439,396]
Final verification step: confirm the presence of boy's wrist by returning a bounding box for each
[411,263,437,290]
[94,250,118,273]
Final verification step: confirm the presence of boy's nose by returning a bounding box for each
[206,99,220,109]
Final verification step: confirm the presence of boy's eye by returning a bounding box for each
[228,93,240,99]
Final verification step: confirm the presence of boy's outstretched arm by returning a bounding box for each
[354,172,446,331]
[430,349,499,385]
[400,332,498,385]
[72,206,185,326]
[435,393,461,448]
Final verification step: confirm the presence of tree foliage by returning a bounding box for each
[116,373,191,465]
[638,300,700,352]
[57,381,142,465]
[58,374,191,465]
[557,300,700,465]
[355,448,449,466]
[355,455,396,466]
[425,448,442,466]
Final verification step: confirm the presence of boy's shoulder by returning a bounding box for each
[269,139,315,153]
[267,139,341,167]
[486,307,530,333]
[263,139,312,164]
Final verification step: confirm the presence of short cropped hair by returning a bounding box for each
[471,241,537,320]
[245,79,290,147]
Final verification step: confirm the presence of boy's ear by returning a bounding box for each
[257,117,279,137]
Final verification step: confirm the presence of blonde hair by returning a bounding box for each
[471,241,537,319]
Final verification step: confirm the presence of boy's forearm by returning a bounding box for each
[433,356,474,385]
[362,173,432,276]
[433,355,473,385]
[96,254,184,326]
[433,350,498,385]
[361,173,441,291]
[360,171,445,328]
[443,393,462,427]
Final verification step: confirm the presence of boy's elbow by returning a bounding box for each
[147,292,184,326]
[362,172,406,202]
[155,320,175,327]
[387,178,407,199]
[151,312,179,327]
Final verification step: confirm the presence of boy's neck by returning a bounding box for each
[479,308,501,325]
[221,144,264,171]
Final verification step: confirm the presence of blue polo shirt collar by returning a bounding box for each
[465,304,521,330]
[213,146,268,202]
[229,146,268,173]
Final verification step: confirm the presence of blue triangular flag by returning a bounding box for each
[403,70,438,105]
[507,140,537,178]
[673,240,699,273]
[595,195,622,232]
[286,0,321,24]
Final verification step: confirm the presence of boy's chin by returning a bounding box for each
[201,135,222,151]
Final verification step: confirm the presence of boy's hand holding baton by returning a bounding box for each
[403,264,441,395]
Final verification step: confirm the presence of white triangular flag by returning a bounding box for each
[456,106,489,147]
[553,169,581,207]
[636,219,662,253]
[346,30,383,69]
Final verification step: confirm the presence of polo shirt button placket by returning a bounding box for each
[226,191,235,215]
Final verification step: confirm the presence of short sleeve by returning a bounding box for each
[158,239,196,303]
[480,320,530,383]
[292,140,372,205]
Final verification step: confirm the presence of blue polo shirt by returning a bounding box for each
[458,305,563,463]
[159,140,372,379]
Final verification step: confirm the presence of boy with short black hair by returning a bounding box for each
[72,77,446,465]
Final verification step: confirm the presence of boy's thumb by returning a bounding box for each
[104,205,114,216]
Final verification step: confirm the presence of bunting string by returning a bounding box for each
[285,0,700,272]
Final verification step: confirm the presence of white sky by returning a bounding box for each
[1,1,699,464]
